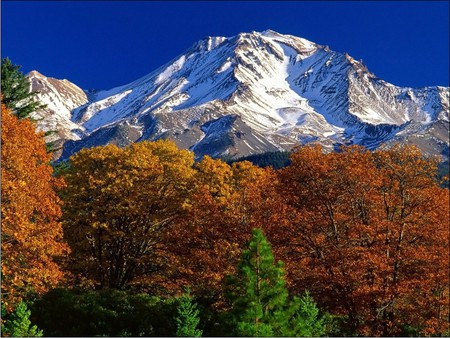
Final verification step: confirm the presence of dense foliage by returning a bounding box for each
[31,288,178,336]
[60,140,195,290]
[165,157,286,306]
[1,124,448,336]
[438,160,449,188]
[277,145,449,335]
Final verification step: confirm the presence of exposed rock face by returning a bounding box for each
[27,71,88,158]
[28,30,449,161]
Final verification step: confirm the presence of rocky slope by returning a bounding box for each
[28,30,449,161]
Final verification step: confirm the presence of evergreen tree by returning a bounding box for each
[176,291,202,337]
[2,302,43,337]
[226,228,289,336]
[284,291,326,337]
[227,228,326,337]
[1,57,45,119]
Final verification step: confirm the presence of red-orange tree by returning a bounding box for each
[277,144,449,335]
[1,104,68,308]
[372,145,449,336]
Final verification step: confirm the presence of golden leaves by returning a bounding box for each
[61,139,195,290]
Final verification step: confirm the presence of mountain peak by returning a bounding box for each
[27,70,46,78]
[260,29,279,36]
[25,31,449,162]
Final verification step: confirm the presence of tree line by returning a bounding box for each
[1,58,449,336]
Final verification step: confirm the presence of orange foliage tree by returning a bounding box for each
[166,156,289,307]
[277,144,449,335]
[1,104,68,308]
[60,140,195,290]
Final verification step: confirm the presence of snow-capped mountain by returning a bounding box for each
[28,30,449,161]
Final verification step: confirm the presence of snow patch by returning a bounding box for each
[155,55,186,85]
[217,59,234,73]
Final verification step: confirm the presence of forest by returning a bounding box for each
[1,58,449,337]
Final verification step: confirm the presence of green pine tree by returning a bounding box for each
[284,291,326,337]
[1,57,45,119]
[2,302,43,337]
[226,228,290,336]
[227,228,326,337]
[175,290,202,337]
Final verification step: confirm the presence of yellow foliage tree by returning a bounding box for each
[1,104,68,308]
[61,140,195,290]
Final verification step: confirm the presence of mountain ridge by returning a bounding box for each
[27,30,449,161]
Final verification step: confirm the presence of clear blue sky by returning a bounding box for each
[2,1,449,90]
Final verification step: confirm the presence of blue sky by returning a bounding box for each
[2,1,449,90]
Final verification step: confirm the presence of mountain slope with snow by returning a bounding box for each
[28,30,449,161]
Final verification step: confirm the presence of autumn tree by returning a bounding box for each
[165,156,240,300]
[371,145,449,335]
[1,58,45,119]
[165,157,288,306]
[61,140,195,290]
[1,104,68,308]
[277,144,449,335]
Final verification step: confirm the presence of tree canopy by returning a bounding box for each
[61,140,195,290]
[277,144,449,335]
